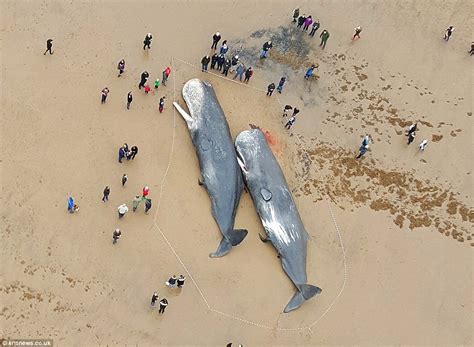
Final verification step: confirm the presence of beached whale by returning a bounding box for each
[235,129,321,312]
[173,78,247,257]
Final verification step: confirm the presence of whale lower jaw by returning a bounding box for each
[283,284,322,313]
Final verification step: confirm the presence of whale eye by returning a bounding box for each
[260,188,272,201]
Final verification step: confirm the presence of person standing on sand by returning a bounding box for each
[162,67,171,86]
[297,14,306,29]
[130,146,138,160]
[233,63,246,82]
[159,96,166,113]
[407,131,416,145]
[244,67,253,83]
[118,146,125,163]
[112,229,121,244]
[122,173,128,187]
[285,116,296,130]
[283,104,293,117]
[320,30,330,49]
[292,8,299,22]
[139,71,149,89]
[122,143,129,156]
[150,292,159,307]
[158,298,168,314]
[309,20,320,37]
[352,26,362,40]
[101,87,109,104]
[142,186,150,198]
[166,275,177,288]
[260,40,273,58]
[444,26,454,41]
[222,58,231,76]
[44,39,53,55]
[292,107,300,118]
[177,275,186,288]
[117,59,125,77]
[102,186,110,202]
[154,78,160,90]
[216,54,225,71]
[303,16,313,31]
[276,77,286,93]
[406,123,417,136]
[132,195,141,212]
[117,203,129,218]
[201,55,211,72]
[143,33,152,49]
[356,135,372,159]
[211,32,221,49]
[469,42,474,55]
[305,65,316,80]
[68,196,74,213]
[210,53,218,69]
[231,54,239,71]
[419,140,428,151]
[220,40,229,55]
[126,91,133,110]
[144,198,152,214]
[267,83,276,96]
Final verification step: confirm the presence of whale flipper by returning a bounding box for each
[209,229,248,258]
[283,284,322,313]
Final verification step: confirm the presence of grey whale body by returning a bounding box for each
[173,78,247,257]
[235,129,321,313]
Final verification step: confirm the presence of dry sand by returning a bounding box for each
[1,0,472,345]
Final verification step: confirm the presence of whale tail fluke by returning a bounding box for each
[209,229,248,258]
[283,284,322,313]
[300,284,322,300]
[228,229,248,246]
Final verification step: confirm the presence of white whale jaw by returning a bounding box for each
[173,101,194,129]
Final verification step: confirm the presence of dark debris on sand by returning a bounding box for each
[231,26,315,71]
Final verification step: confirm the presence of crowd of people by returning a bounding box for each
[200,32,255,84]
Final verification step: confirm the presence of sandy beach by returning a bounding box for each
[1,0,472,345]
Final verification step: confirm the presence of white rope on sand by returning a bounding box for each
[150,56,348,332]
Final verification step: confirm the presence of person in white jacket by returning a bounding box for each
[117,204,129,218]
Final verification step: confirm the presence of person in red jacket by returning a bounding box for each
[142,186,149,198]
[162,67,171,86]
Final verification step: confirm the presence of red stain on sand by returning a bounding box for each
[248,124,282,154]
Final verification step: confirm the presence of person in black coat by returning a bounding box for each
[201,55,211,72]
[211,32,221,49]
[222,59,231,76]
[216,54,225,71]
[210,53,218,69]
[44,39,53,55]
[143,33,152,49]
[138,71,149,89]
[129,146,138,160]
[297,15,306,29]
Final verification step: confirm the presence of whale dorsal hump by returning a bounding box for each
[260,188,272,201]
